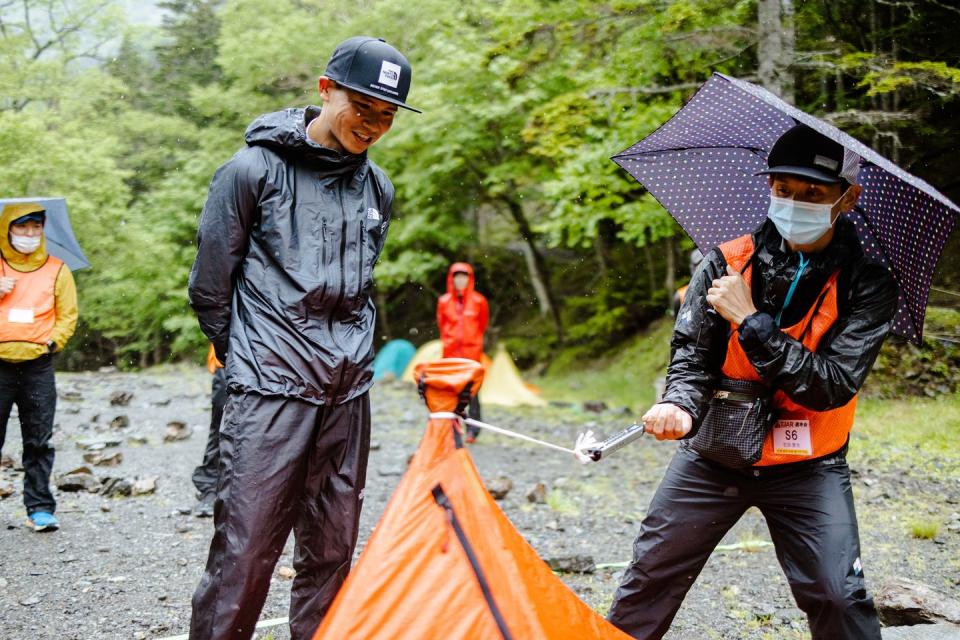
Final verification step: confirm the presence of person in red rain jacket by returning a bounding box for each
[436,262,489,442]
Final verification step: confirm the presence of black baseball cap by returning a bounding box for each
[757,123,847,184]
[324,36,420,113]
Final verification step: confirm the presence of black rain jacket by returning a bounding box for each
[664,217,899,430]
[188,107,393,405]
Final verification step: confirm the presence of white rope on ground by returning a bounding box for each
[157,616,288,640]
[429,411,577,455]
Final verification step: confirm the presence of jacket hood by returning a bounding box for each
[446,262,475,296]
[244,106,367,175]
[0,202,48,271]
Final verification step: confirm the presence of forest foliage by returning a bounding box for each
[1,0,958,369]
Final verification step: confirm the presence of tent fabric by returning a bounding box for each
[402,339,492,384]
[401,339,444,383]
[373,339,416,380]
[313,359,631,640]
[479,344,547,408]
[402,340,545,407]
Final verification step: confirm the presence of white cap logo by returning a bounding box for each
[378,60,401,88]
[813,154,839,171]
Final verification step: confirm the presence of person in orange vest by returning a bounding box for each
[604,125,897,639]
[436,262,489,443]
[190,345,227,518]
[0,203,78,532]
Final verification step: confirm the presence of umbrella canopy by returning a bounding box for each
[0,197,90,270]
[613,72,959,345]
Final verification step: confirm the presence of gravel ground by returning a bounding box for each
[1,366,958,639]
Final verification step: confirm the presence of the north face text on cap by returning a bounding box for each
[378,60,401,88]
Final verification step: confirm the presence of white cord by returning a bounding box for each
[429,412,577,455]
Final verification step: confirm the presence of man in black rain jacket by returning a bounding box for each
[187,37,419,640]
[605,125,899,639]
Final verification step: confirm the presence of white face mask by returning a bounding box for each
[10,234,42,254]
[766,189,848,245]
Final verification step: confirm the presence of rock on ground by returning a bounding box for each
[876,577,960,626]
[881,623,960,640]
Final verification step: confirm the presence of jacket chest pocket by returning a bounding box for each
[301,216,333,311]
[356,220,383,302]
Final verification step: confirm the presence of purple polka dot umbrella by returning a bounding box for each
[613,72,959,345]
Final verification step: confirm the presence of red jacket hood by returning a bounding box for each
[446,262,475,296]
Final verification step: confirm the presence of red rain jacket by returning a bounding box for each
[437,262,489,363]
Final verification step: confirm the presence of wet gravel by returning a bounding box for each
[1,367,958,639]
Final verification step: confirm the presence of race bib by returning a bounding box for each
[8,308,35,324]
[773,419,812,456]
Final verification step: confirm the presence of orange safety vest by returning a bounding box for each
[0,256,63,346]
[718,235,856,467]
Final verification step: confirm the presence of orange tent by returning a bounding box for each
[313,359,632,640]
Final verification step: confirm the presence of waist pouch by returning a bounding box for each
[689,378,778,469]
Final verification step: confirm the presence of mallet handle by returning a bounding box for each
[584,422,646,461]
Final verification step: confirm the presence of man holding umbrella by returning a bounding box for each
[605,124,898,639]
[0,202,78,533]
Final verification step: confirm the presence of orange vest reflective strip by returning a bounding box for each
[718,235,856,466]
[0,256,63,345]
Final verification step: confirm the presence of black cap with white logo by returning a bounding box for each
[757,123,852,184]
[324,36,420,113]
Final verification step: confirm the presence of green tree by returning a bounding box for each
[3,0,956,368]
[153,0,225,123]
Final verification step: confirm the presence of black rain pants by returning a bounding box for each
[190,390,371,640]
[191,367,228,497]
[607,446,881,640]
[0,354,57,516]
[466,394,482,439]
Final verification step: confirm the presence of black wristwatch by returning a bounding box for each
[46,340,56,353]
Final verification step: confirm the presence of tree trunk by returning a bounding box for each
[780,0,796,104]
[593,233,608,279]
[757,0,796,103]
[375,289,391,341]
[504,198,564,341]
[643,241,657,296]
[664,236,675,299]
